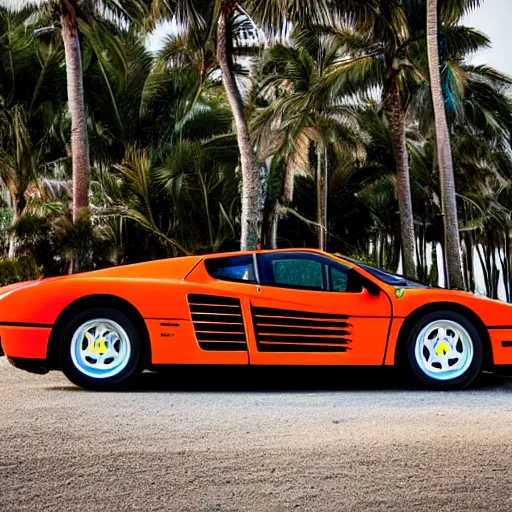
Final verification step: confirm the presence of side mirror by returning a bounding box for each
[350,269,381,296]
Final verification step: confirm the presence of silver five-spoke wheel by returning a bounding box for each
[70,318,132,379]
[414,319,474,381]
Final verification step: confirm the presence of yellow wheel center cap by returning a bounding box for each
[92,339,108,354]
[435,341,450,356]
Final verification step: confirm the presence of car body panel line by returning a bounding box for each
[182,256,206,281]
[0,322,53,328]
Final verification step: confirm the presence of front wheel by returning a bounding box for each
[406,311,483,389]
[59,307,144,390]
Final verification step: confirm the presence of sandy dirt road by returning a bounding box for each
[1,357,512,511]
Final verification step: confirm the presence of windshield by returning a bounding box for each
[339,256,420,287]
[356,262,409,286]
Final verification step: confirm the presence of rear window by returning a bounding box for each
[204,256,256,283]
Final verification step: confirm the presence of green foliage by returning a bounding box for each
[0,255,41,286]
[0,0,512,298]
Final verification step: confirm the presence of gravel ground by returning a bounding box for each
[2,357,512,511]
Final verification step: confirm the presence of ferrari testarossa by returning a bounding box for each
[1,249,511,390]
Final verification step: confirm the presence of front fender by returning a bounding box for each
[392,288,512,327]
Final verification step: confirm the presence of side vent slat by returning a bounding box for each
[252,305,352,353]
[190,304,242,314]
[191,313,243,323]
[188,294,247,352]
[257,326,351,336]
[254,316,351,328]
[194,323,246,333]
[257,343,348,353]
[189,295,241,306]
[253,307,349,320]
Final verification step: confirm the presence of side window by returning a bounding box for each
[205,256,256,283]
[257,253,360,292]
[330,265,363,293]
[258,254,326,290]
[330,266,349,292]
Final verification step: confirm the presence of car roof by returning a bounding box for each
[202,248,339,258]
[200,248,357,269]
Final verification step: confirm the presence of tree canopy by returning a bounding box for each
[1,0,512,299]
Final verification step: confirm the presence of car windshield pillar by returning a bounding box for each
[252,253,261,284]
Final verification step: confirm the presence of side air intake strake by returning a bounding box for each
[188,294,248,351]
[251,306,352,352]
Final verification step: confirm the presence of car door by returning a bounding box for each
[246,252,393,366]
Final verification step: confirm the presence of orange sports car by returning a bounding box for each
[1,248,511,390]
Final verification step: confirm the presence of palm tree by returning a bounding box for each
[168,0,330,250]
[353,105,424,274]
[0,8,68,255]
[58,0,90,221]
[305,1,424,278]
[253,40,364,249]
[5,0,146,222]
[215,3,264,250]
[409,2,512,288]
[311,0,494,281]
[426,0,464,288]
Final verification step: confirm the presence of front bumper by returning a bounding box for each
[0,324,51,364]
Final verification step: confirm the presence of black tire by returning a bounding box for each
[406,310,483,390]
[59,307,144,391]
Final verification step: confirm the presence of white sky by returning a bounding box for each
[464,0,512,75]
[146,21,177,54]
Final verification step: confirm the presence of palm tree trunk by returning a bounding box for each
[505,230,511,302]
[462,232,475,292]
[316,145,327,250]
[265,154,296,249]
[388,87,417,280]
[390,234,401,272]
[426,0,464,289]
[477,240,490,297]
[498,235,509,302]
[216,5,265,250]
[60,4,90,222]
[198,170,214,249]
[266,200,279,249]
[378,232,385,269]
[7,184,20,258]
[430,242,439,286]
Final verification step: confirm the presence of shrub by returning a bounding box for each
[0,255,42,287]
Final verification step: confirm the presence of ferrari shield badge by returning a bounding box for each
[395,288,404,299]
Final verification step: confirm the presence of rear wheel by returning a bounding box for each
[59,307,144,390]
[406,311,483,389]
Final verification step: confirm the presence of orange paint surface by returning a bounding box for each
[1,326,51,359]
[488,329,512,365]
[384,318,406,366]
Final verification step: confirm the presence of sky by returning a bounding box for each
[464,0,512,75]
[1,0,507,72]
